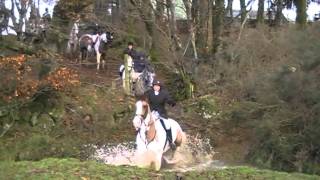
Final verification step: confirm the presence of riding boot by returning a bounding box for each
[166,128,176,151]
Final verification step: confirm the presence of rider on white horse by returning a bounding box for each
[144,80,177,150]
[133,94,185,170]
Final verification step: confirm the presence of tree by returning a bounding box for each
[182,0,197,59]
[197,0,210,56]
[294,0,307,28]
[274,0,284,26]
[225,0,233,18]
[240,0,246,23]
[257,0,265,24]
[212,0,224,54]
[155,0,165,23]
[166,0,181,50]
[10,0,33,40]
[0,0,10,38]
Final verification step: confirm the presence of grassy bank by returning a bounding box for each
[0,158,319,180]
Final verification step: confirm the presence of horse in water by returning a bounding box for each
[132,100,186,170]
[79,31,113,70]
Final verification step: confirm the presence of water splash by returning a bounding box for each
[88,142,136,166]
[87,134,226,171]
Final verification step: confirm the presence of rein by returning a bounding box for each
[144,104,156,142]
[136,103,156,148]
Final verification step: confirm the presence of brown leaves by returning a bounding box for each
[45,67,80,91]
[0,55,80,103]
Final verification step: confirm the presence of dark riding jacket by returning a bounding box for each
[123,48,137,59]
[145,89,176,119]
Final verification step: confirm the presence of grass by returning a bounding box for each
[0,158,319,180]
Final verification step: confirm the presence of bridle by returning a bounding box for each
[135,102,156,148]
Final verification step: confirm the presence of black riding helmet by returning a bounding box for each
[152,80,161,86]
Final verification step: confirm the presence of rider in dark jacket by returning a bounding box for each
[133,51,147,73]
[145,81,175,119]
[145,80,177,150]
[123,42,137,59]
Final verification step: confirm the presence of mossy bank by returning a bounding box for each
[0,158,319,180]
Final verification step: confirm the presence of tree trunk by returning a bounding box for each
[207,0,213,54]
[274,0,283,26]
[155,0,165,23]
[212,0,224,54]
[191,0,198,26]
[240,0,246,23]
[197,0,209,56]
[10,0,18,33]
[10,0,31,40]
[257,0,264,24]
[183,0,197,59]
[225,0,233,17]
[112,0,120,23]
[167,0,181,50]
[294,0,307,28]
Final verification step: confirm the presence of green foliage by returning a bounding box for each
[186,95,220,120]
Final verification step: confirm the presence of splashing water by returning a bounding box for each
[88,134,226,171]
[89,142,136,166]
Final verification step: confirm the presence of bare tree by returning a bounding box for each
[294,0,307,28]
[10,0,33,40]
[182,0,197,59]
[212,0,224,54]
[274,0,283,26]
[0,0,10,38]
[155,0,165,23]
[197,0,210,56]
[240,0,246,23]
[225,0,233,18]
[166,0,181,50]
[257,0,265,24]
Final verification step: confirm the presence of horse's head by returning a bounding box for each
[133,99,157,131]
[133,100,148,131]
[100,31,114,44]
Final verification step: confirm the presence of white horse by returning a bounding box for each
[132,100,186,170]
[67,21,80,56]
[79,32,112,70]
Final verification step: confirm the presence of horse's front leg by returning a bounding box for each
[102,59,106,70]
[96,52,101,70]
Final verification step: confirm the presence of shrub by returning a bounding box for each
[0,55,80,137]
[207,24,320,174]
